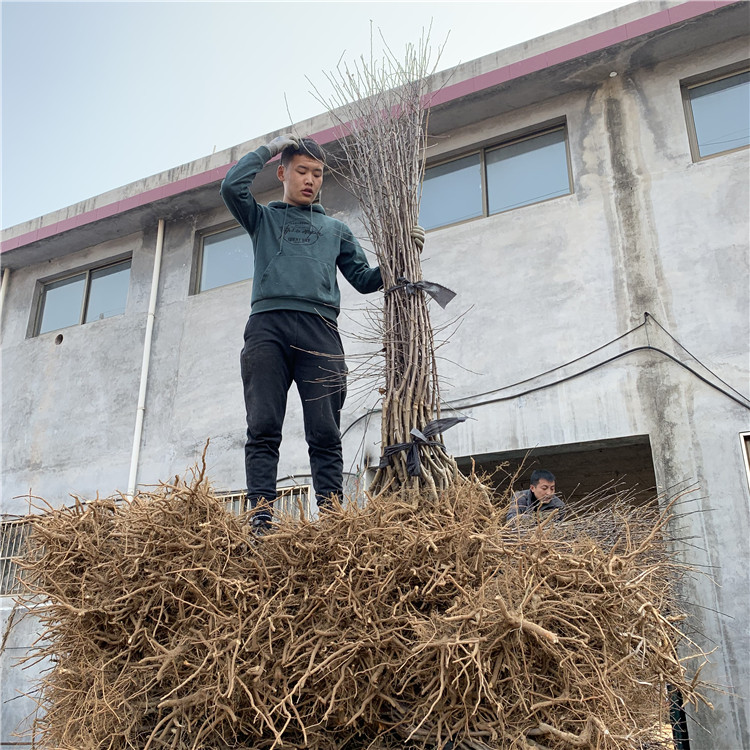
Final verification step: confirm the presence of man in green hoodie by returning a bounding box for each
[221,134,384,532]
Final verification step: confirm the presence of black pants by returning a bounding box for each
[240,310,347,519]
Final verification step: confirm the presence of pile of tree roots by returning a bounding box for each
[14,471,711,750]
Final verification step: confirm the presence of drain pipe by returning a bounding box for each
[127,219,165,497]
[0,267,10,341]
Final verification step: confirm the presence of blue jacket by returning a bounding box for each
[220,146,382,322]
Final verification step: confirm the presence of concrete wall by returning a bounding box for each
[2,11,748,749]
[347,34,750,749]
[1,608,42,746]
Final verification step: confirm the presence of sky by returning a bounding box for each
[2,0,634,230]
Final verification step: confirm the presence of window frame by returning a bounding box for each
[192,221,254,295]
[32,256,132,337]
[418,149,485,231]
[682,63,750,162]
[485,126,574,217]
[420,122,573,232]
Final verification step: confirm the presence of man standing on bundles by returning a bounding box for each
[221,134,383,533]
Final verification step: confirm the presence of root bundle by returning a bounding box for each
[14,471,710,749]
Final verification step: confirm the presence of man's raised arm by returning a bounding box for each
[220,135,299,234]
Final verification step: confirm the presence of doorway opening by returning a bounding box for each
[456,434,657,510]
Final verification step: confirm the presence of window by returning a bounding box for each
[684,69,750,159]
[35,258,131,335]
[419,126,572,230]
[1,519,30,596]
[486,129,570,213]
[419,154,482,230]
[197,225,253,292]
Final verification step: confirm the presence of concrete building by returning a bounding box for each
[2,1,748,747]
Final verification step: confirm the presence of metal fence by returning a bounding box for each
[0,518,30,596]
[0,485,315,597]
[218,485,314,520]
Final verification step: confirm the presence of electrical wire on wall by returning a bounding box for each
[341,313,750,456]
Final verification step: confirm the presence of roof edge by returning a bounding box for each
[1,0,738,256]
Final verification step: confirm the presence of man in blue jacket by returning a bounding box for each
[221,134,384,532]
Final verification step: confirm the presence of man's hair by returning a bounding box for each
[281,137,326,168]
[530,469,556,486]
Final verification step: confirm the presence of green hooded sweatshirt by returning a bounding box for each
[220,146,382,322]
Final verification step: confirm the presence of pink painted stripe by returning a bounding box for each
[425,1,733,108]
[1,1,735,255]
[3,165,234,251]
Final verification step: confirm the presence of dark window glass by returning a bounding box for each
[486,129,571,214]
[38,273,86,334]
[199,226,253,292]
[419,153,483,230]
[688,71,750,157]
[85,260,131,322]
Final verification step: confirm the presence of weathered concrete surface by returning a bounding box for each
[0,606,42,746]
[1,4,748,748]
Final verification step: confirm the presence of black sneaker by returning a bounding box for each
[252,517,273,537]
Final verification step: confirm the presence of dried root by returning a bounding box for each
[13,470,711,749]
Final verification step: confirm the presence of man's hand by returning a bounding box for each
[266,134,300,158]
[411,225,426,252]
